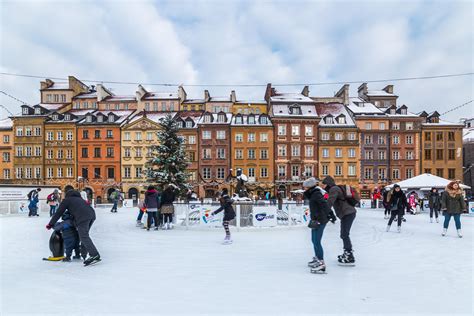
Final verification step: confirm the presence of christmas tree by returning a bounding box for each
[146,114,191,192]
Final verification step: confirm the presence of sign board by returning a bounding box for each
[198,205,223,227]
[360,199,372,208]
[469,202,474,215]
[18,201,28,213]
[122,199,134,208]
[252,207,277,227]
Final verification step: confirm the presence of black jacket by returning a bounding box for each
[144,189,161,209]
[388,190,408,214]
[213,194,235,221]
[49,190,96,226]
[304,186,330,225]
[160,189,176,206]
[428,191,441,209]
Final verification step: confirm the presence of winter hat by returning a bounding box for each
[303,177,318,188]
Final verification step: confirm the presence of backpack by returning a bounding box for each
[338,185,360,207]
[47,193,54,202]
[27,190,35,201]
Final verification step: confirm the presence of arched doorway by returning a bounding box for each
[128,188,139,206]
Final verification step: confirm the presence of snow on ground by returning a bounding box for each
[1,208,472,316]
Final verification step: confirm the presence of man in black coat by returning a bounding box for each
[46,190,100,266]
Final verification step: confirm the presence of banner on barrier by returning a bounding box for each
[198,205,223,227]
[360,199,372,208]
[252,207,277,227]
[122,199,134,208]
[469,202,474,214]
[18,201,28,213]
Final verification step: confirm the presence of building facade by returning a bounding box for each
[176,112,202,187]
[0,118,13,183]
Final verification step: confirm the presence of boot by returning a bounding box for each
[457,229,463,238]
[308,257,318,267]
[386,225,391,232]
[436,218,439,223]
[442,228,447,236]
[397,226,401,233]
[430,218,433,223]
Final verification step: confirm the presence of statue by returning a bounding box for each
[234,168,249,198]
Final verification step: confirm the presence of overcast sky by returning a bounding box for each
[1,0,473,121]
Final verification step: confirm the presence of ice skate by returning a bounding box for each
[310,260,326,274]
[436,218,439,223]
[442,228,447,236]
[62,256,71,262]
[136,220,143,227]
[397,226,401,233]
[386,225,391,232]
[430,218,433,223]
[338,250,355,266]
[222,236,233,245]
[83,255,101,266]
[308,257,319,268]
[457,229,463,238]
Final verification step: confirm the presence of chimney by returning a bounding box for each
[264,83,272,102]
[231,90,236,103]
[301,86,309,97]
[178,85,187,102]
[358,83,368,99]
[136,84,147,101]
[204,90,210,102]
[90,85,96,92]
[335,84,350,105]
[383,85,394,94]
[41,79,54,90]
[97,84,113,101]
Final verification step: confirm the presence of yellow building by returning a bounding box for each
[0,118,13,183]
[232,100,268,115]
[135,85,183,112]
[230,113,274,197]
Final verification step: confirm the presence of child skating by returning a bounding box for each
[210,188,235,244]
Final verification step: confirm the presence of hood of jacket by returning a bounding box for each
[322,176,336,188]
[65,190,82,198]
[146,189,158,196]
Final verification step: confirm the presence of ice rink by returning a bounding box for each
[1,207,472,315]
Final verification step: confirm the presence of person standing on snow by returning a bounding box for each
[321,176,357,265]
[110,189,121,213]
[144,186,160,231]
[160,185,176,230]
[46,190,101,266]
[28,188,41,217]
[441,181,466,238]
[47,189,60,217]
[427,187,441,223]
[386,184,408,233]
[211,188,235,244]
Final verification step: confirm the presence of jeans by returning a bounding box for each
[49,205,57,217]
[76,220,99,257]
[137,210,144,221]
[341,213,356,251]
[311,224,326,260]
[430,208,439,218]
[388,211,403,227]
[443,213,461,230]
[147,211,158,229]
[111,201,118,212]
[28,206,38,216]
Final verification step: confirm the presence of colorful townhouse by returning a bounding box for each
[0,118,13,183]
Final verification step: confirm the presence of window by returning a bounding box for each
[16,167,23,179]
[86,115,92,123]
[260,167,268,178]
[392,136,399,145]
[248,116,256,124]
[448,132,455,141]
[379,122,386,130]
[147,147,153,157]
[203,115,211,123]
[35,107,41,115]
[291,125,300,136]
[335,133,343,140]
[217,114,226,122]
[322,164,329,176]
[3,169,10,179]
[202,168,211,179]
[135,167,143,178]
[436,132,443,141]
[277,125,286,136]
[278,165,286,177]
[136,148,142,157]
[124,132,131,141]
[66,149,72,159]
[217,130,226,139]
[291,166,300,177]
[25,146,32,157]
[348,133,356,140]
[66,131,73,141]
[186,121,193,128]
[406,122,414,130]
[108,115,115,123]
[260,133,268,142]
[202,131,211,140]
[326,117,334,124]
[47,131,54,141]
[436,168,444,177]
[124,148,131,158]
[3,135,9,143]
[365,135,373,144]
[392,122,400,130]
[161,102,167,111]
[97,115,104,123]
[348,148,356,158]
[25,167,32,179]
[436,149,443,160]
[203,148,211,159]
[425,149,432,160]
[188,152,195,161]
[335,148,342,158]
[16,127,23,136]
[57,131,63,140]
[217,148,226,159]
[305,145,314,158]
[424,168,432,174]
[322,132,330,140]
[392,151,400,160]
[406,168,413,179]
[335,164,343,176]
[188,135,196,144]
[45,168,53,179]
[107,168,115,179]
[305,126,313,136]
[406,151,414,160]
[25,127,32,136]
[392,169,400,179]
[82,148,88,158]
[248,149,256,159]
[235,133,243,142]
[16,146,23,157]
[338,116,346,124]
[153,102,158,111]
[82,168,88,179]
[82,130,89,139]
[322,148,329,158]
[291,145,300,157]
[146,132,153,141]
[348,164,356,176]
[135,132,142,141]
[124,167,131,178]
[448,169,455,179]
[248,133,256,142]
[34,146,41,156]
[448,149,455,160]
[278,145,287,157]
[95,130,101,139]
[247,167,255,178]
[365,150,373,160]
[378,168,386,180]
[406,135,413,145]
[94,148,101,158]
[57,149,63,159]
[364,168,373,180]
[22,107,29,114]
[107,130,113,138]
[217,168,225,179]
[260,149,268,159]
[2,152,10,162]
[378,151,386,160]
[365,122,372,130]
[107,147,114,157]
[235,149,243,159]
[425,132,431,141]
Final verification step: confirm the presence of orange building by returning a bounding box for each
[0,118,13,183]
[175,112,202,187]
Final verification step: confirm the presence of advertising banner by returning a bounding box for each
[252,206,277,227]
[198,205,223,227]
[469,202,474,215]
[122,199,134,208]
[360,199,372,208]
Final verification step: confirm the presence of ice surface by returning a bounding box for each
[1,208,472,315]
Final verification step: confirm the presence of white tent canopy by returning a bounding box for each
[386,173,471,190]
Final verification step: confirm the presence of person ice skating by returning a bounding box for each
[427,188,441,223]
[386,184,408,233]
[46,190,101,266]
[144,186,160,231]
[210,188,235,244]
[160,185,176,230]
[382,188,392,219]
[110,189,121,213]
[441,181,466,238]
[321,176,357,265]
[407,191,418,214]
[47,189,60,217]
[136,200,146,227]
[28,188,41,217]
[303,178,333,274]
[53,211,81,262]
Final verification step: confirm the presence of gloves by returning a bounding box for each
[46,224,52,230]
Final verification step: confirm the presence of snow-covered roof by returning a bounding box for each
[182,99,205,104]
[0,118,13,130]
[209,97,231,102]
[271,104,317,117]
[366,90,397,97]
[143,92,179,100]
[315,103,356,127]
[36,103,68,111]
[270,92,313,103]
[197,113,233,124]
[347,98,385,115]
[74,92,97,99]
[128,112,176,125]
[42,82,70,90]
[235,100,267,104]
[386,173,470,190]
[104,95,136,102]
[464,128,474,143]
[231,114,272,126]
[79,110,135,125]
[422,119,464,127]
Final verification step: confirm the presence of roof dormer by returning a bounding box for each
[289,104,301,115]
[217,111,227,123]
[259,115,269,124]
[325,114,334,124]
[185,117,194,128]
[336,114,346,124]
[21,105,33,115]
[248,114,256,124]
[397,105,408,115]
[85,113,94,123]
[108,113,117,123]
[203,112,213,123]
[235,114,243,124]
